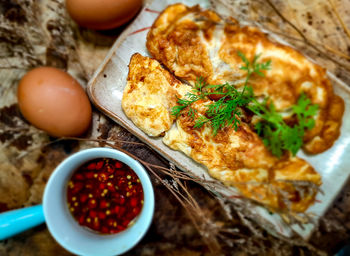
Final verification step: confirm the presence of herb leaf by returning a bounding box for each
[292,92,318,130]
[170,51,318,157]
[248,93,318,157]
[193,96,243,135]
[171,52,270,132]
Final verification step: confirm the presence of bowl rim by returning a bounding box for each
[43,147,155,256]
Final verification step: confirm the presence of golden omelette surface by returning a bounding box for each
[146,3,345,154]
[122,54,321,212]
[122,53,190,136]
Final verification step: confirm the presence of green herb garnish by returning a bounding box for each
[191,52,271,135]
[248,93,318,157]
[171,77,206,119]
[171,52,318,157]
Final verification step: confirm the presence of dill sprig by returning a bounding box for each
[170,51,318,157]
[171,77,207,119]
[238,51,271,92]
[192,82,253,135]
[192,51,271,135]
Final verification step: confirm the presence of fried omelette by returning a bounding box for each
[146,3,344,154]
[122,53,321,212]
[121,53,190,136]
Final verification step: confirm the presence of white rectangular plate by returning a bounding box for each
[87,0,350,240]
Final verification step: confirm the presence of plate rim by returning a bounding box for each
[86,0,350,241]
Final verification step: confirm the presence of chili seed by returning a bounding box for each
[67,158,144,235]
[115,162,123,169]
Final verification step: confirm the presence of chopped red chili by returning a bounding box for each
[67,158,144,234]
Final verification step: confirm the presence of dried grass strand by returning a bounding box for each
[23,136,322,251]
[264,0,350,72]
[327,0,350,40]
[60,138,320,219]
[99,141,222,253]
[266,29,350,61]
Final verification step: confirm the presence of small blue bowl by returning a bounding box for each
[43,147,155,256]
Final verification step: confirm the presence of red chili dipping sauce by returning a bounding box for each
[67,158,144,234]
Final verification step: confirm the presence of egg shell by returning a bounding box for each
[65,0,143,30]
[17,67,92,137]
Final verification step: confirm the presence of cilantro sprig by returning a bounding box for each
[248,94,318,157]
[170,52,318,157]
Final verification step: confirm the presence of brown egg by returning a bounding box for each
[65,0,143,30]
[17,67,92,137]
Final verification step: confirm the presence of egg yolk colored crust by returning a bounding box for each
[146,3,344,154]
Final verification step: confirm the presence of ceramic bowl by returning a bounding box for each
[43,147,154,256]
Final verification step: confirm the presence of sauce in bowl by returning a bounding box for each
[67,158,144,234]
